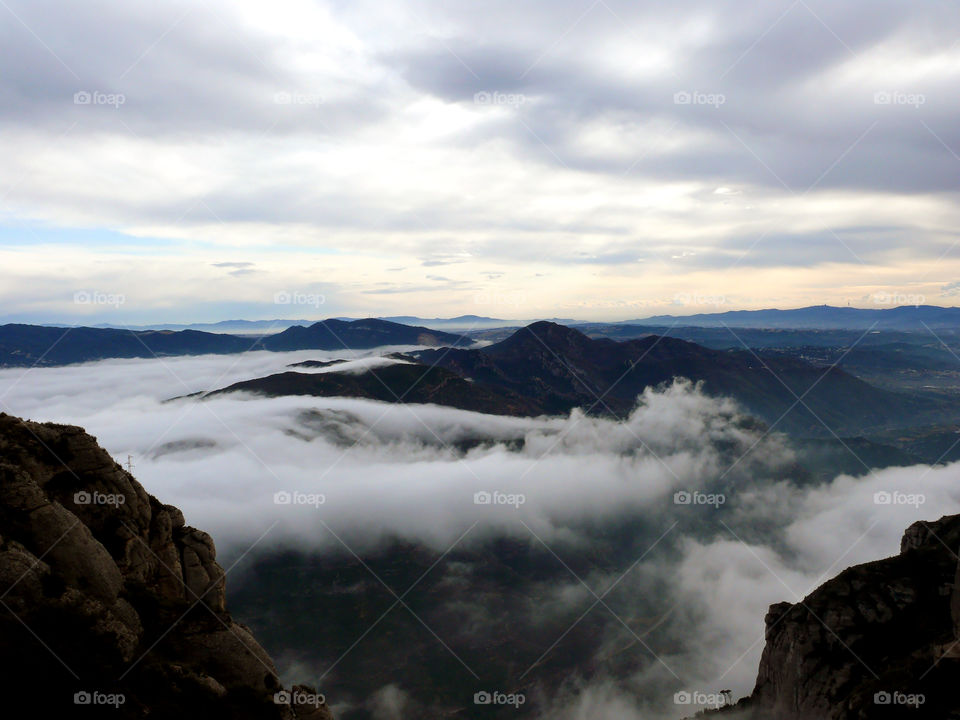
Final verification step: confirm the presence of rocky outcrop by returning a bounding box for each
[719,513,960,719]
[0,413,333,718]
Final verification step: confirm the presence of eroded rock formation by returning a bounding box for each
[713,513,960,719]
[0,413,332,718]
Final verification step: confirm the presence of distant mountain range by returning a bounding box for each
[627,304,960,330]
[0,319,471,367]
[27,305,960,338]
[42,314,508,334]
[572,324,960,349]
[200,321,950,438]
[85,318,317,334]
[376,314,508,329]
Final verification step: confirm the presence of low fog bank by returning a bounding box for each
[1,351,957,718]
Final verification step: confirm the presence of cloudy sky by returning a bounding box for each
[2,0,959,323]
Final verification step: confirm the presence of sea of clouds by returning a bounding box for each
[1,348,958,718]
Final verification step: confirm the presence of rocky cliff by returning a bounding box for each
[714,513,960,719]
[0,412,333,718]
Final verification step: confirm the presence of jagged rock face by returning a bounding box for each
[0,413,333,719]
[733,514,960,719]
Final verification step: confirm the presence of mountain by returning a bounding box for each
[70,316,507,333]
[791,437,924,481]
[573,324,959,349]
[378,315,507,329]
[0,323,253,366]
[415,321,946,436]
[90,319,316,334]
[714,513,960,719]
[0,413,332,718]
[205,363,539,416]
[0,319,472,367]
[628,305,960,330]
[259,318,470,351]
[196,321,950,438]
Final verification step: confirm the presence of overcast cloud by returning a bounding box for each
[0,0,959,322]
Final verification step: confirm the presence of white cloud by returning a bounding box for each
[3,351,959,716]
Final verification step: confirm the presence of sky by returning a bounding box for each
[2,0,960,323]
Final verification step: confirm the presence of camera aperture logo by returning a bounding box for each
[474,690,525,708]
[871,291,924,307]
[74,290,125,308]
[273,91,323,107]
[673,490,725,508]
[874,690,924,708]
[674,292,726,307]
[873,490,924,508]
[473,91,525,108]
[474,490,525,509]
[74,691,125,708]
[274,490,326,508]
[74,490,125,507]
[873,90,925,108]
[74,90,125,108]
[274,290,325,307]
[274,690,326,707]
[674,90,725,107]
[674,690,732,709]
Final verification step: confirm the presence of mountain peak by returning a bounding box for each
[489,321,594,357]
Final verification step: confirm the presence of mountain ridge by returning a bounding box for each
[629,304,960,330]
[0,318,471,367]
[201,321,950,438]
